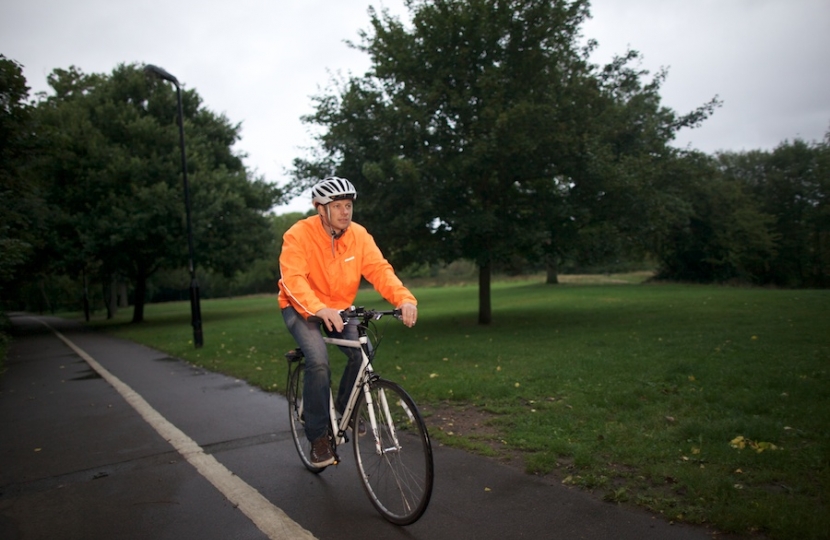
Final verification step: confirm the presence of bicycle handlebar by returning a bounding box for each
[308,306,402,325]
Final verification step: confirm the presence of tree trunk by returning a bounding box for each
[118,281,129,308]
[131,270,147,323]
[82,270,90,322]
[38,278,52,314]
[103,281,112,319]
[545,255,560,285]
[814,224,827,287]
[104,275,117,320]
[478,260,492,325]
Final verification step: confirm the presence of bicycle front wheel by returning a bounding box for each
[286,361,325,474]
[353,378,434,525]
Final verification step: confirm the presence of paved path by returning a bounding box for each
[1,313,723,539]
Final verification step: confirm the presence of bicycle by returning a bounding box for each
[284,306,434,525]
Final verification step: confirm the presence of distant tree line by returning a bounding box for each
[2,0,828,326]
[653,143,828,287]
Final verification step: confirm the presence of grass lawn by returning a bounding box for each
[81,275,828,539]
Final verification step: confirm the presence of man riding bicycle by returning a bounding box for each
[278,176,418,467]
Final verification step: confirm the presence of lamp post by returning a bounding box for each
[144,64,203,348]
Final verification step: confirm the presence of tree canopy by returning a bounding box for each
[11,62,281,322]
[713,138,830,287]
[0,55,44,292]
[289,0,718,323]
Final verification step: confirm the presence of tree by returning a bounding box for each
[532,50,720,282]
[717,137,830,287]
[32,63,281,322]
[230,210,311,294]
[0,55,45,298]
[293,0,596,324]
[290,0,717,323]
[653,151,778,283]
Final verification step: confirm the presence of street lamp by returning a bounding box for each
[144,64,203,348]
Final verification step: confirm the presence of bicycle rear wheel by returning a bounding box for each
[286,361,325,473]
[353,378,433,525]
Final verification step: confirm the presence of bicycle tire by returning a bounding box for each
[353,378,434,525]
[287,361,326,474]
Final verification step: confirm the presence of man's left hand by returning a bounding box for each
[398,303,418,328]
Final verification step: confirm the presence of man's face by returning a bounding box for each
[319,199,353,232]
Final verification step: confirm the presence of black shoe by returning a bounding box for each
[310,436,335,467]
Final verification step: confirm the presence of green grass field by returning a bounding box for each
[84,276,829,539]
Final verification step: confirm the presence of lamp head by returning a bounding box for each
[144,64,179,86]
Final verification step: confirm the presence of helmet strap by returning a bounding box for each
[329,205,349,239]
[320,204,348,240]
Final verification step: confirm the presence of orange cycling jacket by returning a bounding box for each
[278,215,417,318]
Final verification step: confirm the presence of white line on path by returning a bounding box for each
[38,319,316,540]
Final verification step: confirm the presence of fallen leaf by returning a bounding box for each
[730,435,746,449]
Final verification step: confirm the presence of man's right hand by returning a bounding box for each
[314,307,344,333]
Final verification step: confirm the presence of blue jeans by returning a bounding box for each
[282,306,363,442]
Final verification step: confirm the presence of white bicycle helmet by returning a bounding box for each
[311,176,357,206]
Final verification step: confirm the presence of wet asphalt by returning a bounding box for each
[0,313,726,540]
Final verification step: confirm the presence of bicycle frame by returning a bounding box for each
[286,306,434,525]
[314,312,401,458]
[324,333,372,449]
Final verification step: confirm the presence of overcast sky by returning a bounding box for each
[2,0,829,213]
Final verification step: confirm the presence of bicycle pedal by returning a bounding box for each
[285,349,304,362]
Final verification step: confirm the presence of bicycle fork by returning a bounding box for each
[365,383,409,456]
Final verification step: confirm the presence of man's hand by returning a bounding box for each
[398,302,418,328]
[314,307,344,333]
